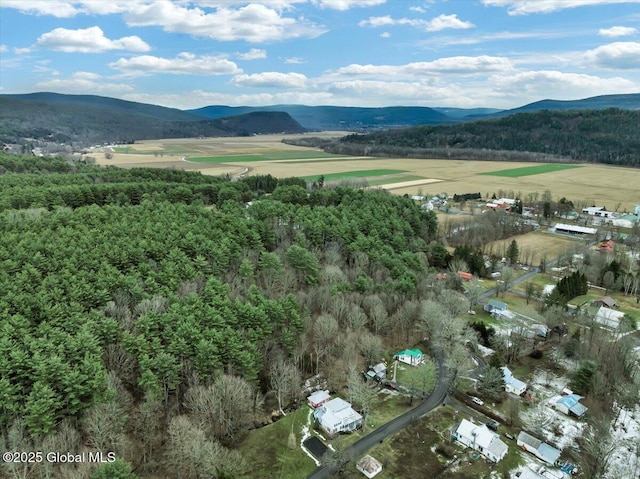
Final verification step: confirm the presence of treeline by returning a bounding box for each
[546,271,588,306]
[286,109,640,167]
[0,153,451,478]
[452,192,481,202]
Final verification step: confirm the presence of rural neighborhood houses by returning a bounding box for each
[501,366,527,395]
[314,397,363,435]
[517,431,561,466]
[553,394,588,418]
[356,455,383,478]
[453,419,508,463]
[484,299,513,319]
[394,348,425,366]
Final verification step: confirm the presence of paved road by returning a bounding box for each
[306,350,448,479]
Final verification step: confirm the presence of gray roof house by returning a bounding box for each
[517,431,561,466]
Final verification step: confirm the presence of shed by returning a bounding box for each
[365,363,386,381]
[594,306,625,329]
[356,455,382,478]
[555,394,588,418]
[594,296,616,308]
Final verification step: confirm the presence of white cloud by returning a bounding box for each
[492,70,638,100]
[284,57,306,64]
[34,71,134,95]
[332,56,514,79]
[482,0,640,15]
[123,1,326,42]
[425,14,474,32]
[599,26,638,37]
[0,45,7,53]
[237,48,267,60]
[109,52,242,76]
[232,71,307,88]
[0,0,141,17]
[36,26,150,53]
[313,0,387,10]
[360,13,474,31]
[585,41,640,69]
[380,31,391,38]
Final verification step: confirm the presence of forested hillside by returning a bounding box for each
[0,95,305,146]
[331,109,640,167]
[0,152,453,479]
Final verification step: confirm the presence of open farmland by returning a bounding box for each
[480,164,583,177]
[96,133,640,211]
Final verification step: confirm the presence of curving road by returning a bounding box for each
[306,350,448,479]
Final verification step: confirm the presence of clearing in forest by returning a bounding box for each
[480,164,583,177]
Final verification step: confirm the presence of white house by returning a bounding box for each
[453,419,508,463]
[314,398,362,435]
[582,206,613,218]
[394,348,425,367]
[594,306,625,329]
[501,366,527,395]
[517,431,561,466]
[307,390,331,409]
[356,455,382,478]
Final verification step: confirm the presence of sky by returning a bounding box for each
[1,0,639,110]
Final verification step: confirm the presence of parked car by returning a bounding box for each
[471,396,484,406]
[467,310,476,315]
[383,381,399,391]
[485,421,499,431]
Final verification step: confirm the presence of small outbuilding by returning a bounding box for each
[554,394,588,418]
[365,363,387,382]
[356,455,382,478]
[594,306,625,329]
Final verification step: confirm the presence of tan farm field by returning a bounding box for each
[96,133,640,211]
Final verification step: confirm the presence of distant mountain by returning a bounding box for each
[431,107,503,118]
[188,104,453,130]
[469,93,640,119]
[0,93,305,145]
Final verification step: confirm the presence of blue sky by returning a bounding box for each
[1,0,639,110]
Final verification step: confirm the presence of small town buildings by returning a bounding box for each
[365,363,387,382]
[501,366,527,395]
[314,398,363,435]
[307,390,331,409]
[394,348,425,366]
[356,455,382,478]
[453,419,508,463]
[612,214,640,229]
[594,305,625,329]
[582,206,613,218]
[554,394,588,418]
[517,431,561,466]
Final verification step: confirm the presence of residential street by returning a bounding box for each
[306,350,448,479]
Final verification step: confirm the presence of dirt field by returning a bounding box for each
[484,230,582,265]
[95,134,640,211]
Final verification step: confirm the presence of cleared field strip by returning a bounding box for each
[368,175,426,186]
[301,169,407,181]
[480,164,583,177]
[188,151,343,163]
[379,178,443,190]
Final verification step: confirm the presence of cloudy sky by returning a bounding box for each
[1,0,639,110]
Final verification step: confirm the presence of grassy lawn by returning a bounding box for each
[301,169,407,181]
[189,151,341,163]
[237,406,317,479]
[480,164,583,177]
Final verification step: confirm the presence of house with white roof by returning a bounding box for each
[501,366,527,395]
[307,390,331,409]
[314,398,362,435]
[453,419,508,463]
[594,305,625,329]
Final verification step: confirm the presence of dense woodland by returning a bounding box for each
[288,109,640,167]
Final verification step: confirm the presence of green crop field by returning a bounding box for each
[480,164,583,177]
[189,150,342,163]
[301,169,407,181]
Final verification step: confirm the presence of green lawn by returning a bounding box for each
[188,151,342,163]
[237,406,317,479]
[480,164,582,177]
[301,169,408,181]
